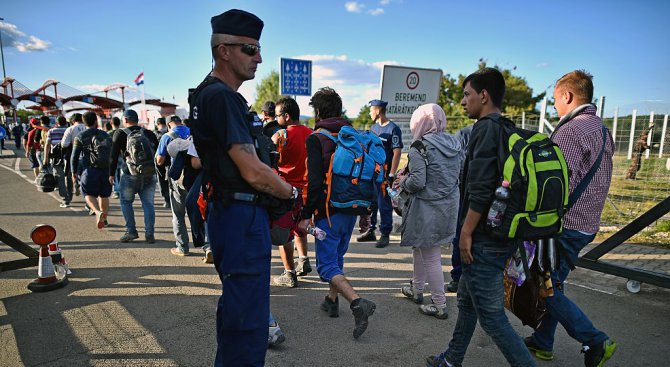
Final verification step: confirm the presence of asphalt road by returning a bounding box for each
[1,146,668,367]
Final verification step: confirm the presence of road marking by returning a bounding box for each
[565,281,616,295]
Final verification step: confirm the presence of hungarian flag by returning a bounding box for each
[134,72,144,86]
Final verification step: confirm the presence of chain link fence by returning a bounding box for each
[436,111,670,230]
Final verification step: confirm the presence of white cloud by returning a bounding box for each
[535,62,550,68]
[380,0,392,5]
[76,84,109,93]
[368,8,384,15]
[15,35,50,52]
[345,1,365,13]
[0,21,51,52]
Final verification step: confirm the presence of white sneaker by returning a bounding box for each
[268,323,286,347]
[203,249,213,264]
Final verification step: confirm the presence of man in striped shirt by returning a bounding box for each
[44,116,71,207]
[525,70,617,367]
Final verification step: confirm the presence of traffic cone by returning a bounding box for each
[27,243,68,292]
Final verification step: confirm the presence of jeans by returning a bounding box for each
[369,189,393,235]
[119,172,156,236]
[531,229,608,351]
[315,213,357,282]
[186,172,207,248]
[170,182,189,251]
[450,204,466,282]
[208,202,270,367]
[113,157,122,194]
[52,164,70,203]
[443,235,536,367]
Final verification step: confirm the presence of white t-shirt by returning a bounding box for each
[61,123,86,148]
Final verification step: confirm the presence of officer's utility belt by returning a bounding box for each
[207,188,279,207]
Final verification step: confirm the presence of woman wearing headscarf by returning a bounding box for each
[396,103,462,319]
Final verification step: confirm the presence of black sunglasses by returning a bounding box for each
[215,43,261,56]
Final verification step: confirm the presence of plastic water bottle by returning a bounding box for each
[486,180,511,227]
[386,187,401,207]
[307,225,327,240]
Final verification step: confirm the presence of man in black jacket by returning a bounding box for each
[426,68,536,367]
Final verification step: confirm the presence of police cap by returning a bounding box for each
[211,9,264,40]
[369,99,388,107]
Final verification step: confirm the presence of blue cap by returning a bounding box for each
[123,109,138,122]
[211,9,264,40]
[369,99,388,107]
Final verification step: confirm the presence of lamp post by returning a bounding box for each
[0,17,6,80]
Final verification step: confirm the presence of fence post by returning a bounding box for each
[627,109,637,160]
[646,112,654,159]
[597,96,606,118]
[538,97,547,133]
[660,114,668,158]
[521,111,525,129]
[613,107,619,147]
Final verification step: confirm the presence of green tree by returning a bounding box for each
[252,70,285,113]
[352,105,373,130]
[437,59,545,130]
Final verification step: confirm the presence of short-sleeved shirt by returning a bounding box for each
[61,123,86,148]
[276,124,313,189]
[371,121,403,167]
[47,127,67,146]
[156,125,191,158]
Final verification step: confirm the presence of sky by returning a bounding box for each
[1,0,669,118]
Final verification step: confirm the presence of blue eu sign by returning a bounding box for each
[280,58,312,96]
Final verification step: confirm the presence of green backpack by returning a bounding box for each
[490,115,569,240]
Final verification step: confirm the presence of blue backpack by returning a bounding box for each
[317,126,386,224]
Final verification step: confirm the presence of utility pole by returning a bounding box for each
[0,17,6,80]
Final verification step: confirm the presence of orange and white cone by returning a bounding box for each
[27,243,68,292]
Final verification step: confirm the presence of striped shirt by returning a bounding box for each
[47,127,67,145]
[551,105,614,234]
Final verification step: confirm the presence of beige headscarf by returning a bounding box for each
[410,103,446,141]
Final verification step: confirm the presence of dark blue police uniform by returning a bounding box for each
[369,118,403,236]
[191,78,270,367]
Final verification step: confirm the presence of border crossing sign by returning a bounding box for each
[280,58,312,96]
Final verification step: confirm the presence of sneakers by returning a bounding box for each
[583,339,617,367]
[356,231,376,242]
[375,234,390,248]
[268,322,286,348]
[203,249,214,264]
[426,353,457,367]
[86,206,95,216]
[295,257,312,276]
[524,336,554,361]
[111,192,119,199]
[401,281,424,304]
[446,280,459,293]
[146,234,155,244]
[59,202,70,208]
[96,212,106,230]
[351,298,376,339]
[419,303,448,319]
[171,248,189,256]
[320,296,339,318]
[273,270,297,288]
[120,232,139,242]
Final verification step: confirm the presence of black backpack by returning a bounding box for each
[36,167,56,192]
[88,131,112,169]
[122,128,155,177]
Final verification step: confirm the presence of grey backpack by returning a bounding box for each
[121,128,155,177]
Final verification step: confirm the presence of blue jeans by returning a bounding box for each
[531,229,608,351]
[52,164,70,203]
[119,172,156,236]
[208,202,270,367]
[443,235,536,367]
[369,189,393,235]
[113,157,122,194]
[450,204,466,282]
[315,213,357,282]
[169,183,189,251]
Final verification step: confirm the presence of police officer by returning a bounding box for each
[189,9,296,367]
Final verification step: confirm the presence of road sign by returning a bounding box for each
[380,65,443,119]
[280,58,312,96]
[0,126,6,140]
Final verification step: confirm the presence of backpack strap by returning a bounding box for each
[566,124,607,210]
